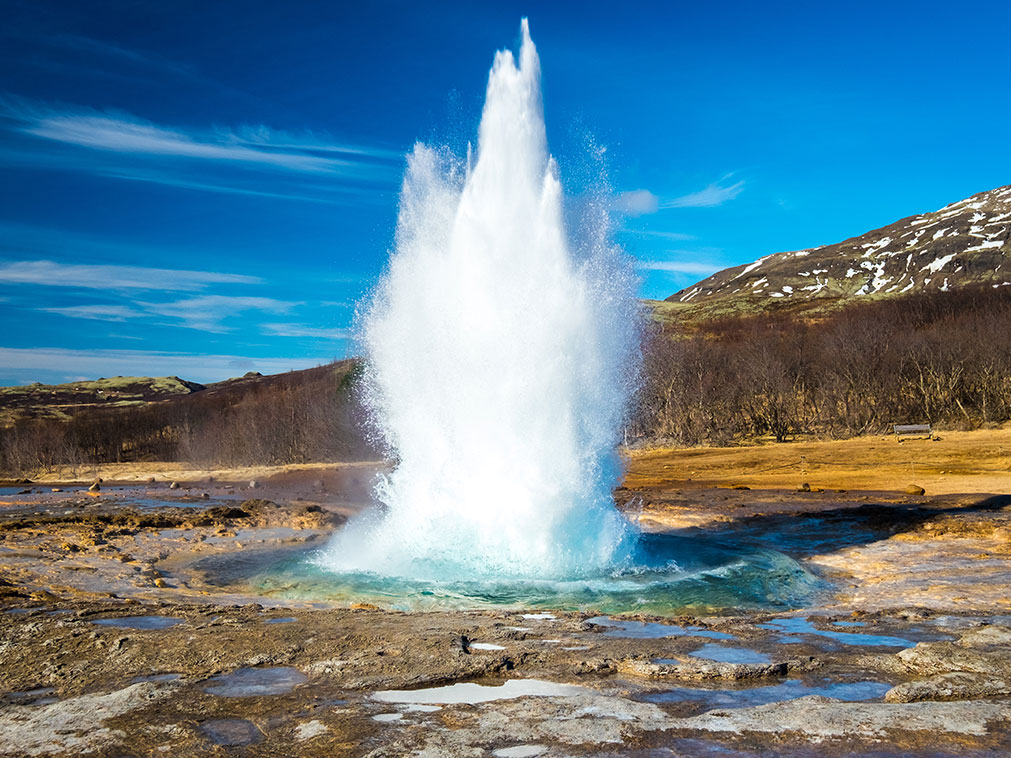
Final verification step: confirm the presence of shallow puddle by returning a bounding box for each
[203,667,307,697]
[759,617,913,647]
[471,642,506,650]
[91,616,184,630]
[200,718,263,746]
[643,678,892,708]
[685,644,771,665]
[8,687,58,706]
[264,617,297,624]
[373,678,586,705]
[125,497,224,510]
[587,616,734,640]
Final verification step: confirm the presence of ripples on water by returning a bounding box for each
[248,531,824,614]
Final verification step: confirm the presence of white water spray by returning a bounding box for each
[318,20,641,581]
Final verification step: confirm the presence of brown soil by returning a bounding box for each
[1,441,1010,756]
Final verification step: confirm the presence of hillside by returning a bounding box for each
[669,184,1011,312]
[0,361,373,474]
[0,376,206,424]
[0,368,349,426]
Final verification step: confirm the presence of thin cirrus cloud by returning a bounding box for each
[36,295,319,335]
[635,260,722,276]
[139,295,298,333]
[661,175,746,209]
[617,175,746,216]
[618,228,697,241]
[0,259,260,291]
[38,304,142,322]
[98,167,370,206]
[43,33,201,81]
[261,323,352,339]
[0,96,403,189]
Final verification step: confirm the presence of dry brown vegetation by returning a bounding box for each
[632,285,1011,446]
[624,426,1011,496]
[0,361,376,477]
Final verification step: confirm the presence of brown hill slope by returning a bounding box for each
[0,376,206,424]
[0,362,372,473]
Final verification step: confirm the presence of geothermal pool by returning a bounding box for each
[245,533,823,614]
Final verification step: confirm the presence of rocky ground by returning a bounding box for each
[1,455,1010,757]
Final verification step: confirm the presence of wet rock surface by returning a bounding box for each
[1,471,1010,755]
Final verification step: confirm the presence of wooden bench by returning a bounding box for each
[894,423,931,442]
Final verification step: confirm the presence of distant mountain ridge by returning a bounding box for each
[670,185,1011,308]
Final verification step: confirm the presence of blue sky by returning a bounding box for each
[3,1,1010,385]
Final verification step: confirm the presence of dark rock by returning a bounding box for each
[451,635,471,654]
[905,484,926,496]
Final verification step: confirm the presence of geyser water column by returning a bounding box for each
[317,20,640,582]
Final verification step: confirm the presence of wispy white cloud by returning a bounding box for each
[22,112,334,173]
[97,168,371,206]
[616,175,745,217]
[261,323,352,339]
[0,259,259,291]
[0,346,329,384]
[662,175,745,209]
[618,228,697,241]
[45,34,200,80]
[635,260,722,275]
[36,299,352,337]
[140,295,297,333]
[613,189,659,216]
[38,304,143,322]
[229,125,402,160]
[0,97,402,187]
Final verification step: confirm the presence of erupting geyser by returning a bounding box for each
[300,21,817,611]
[317,20,641,581]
